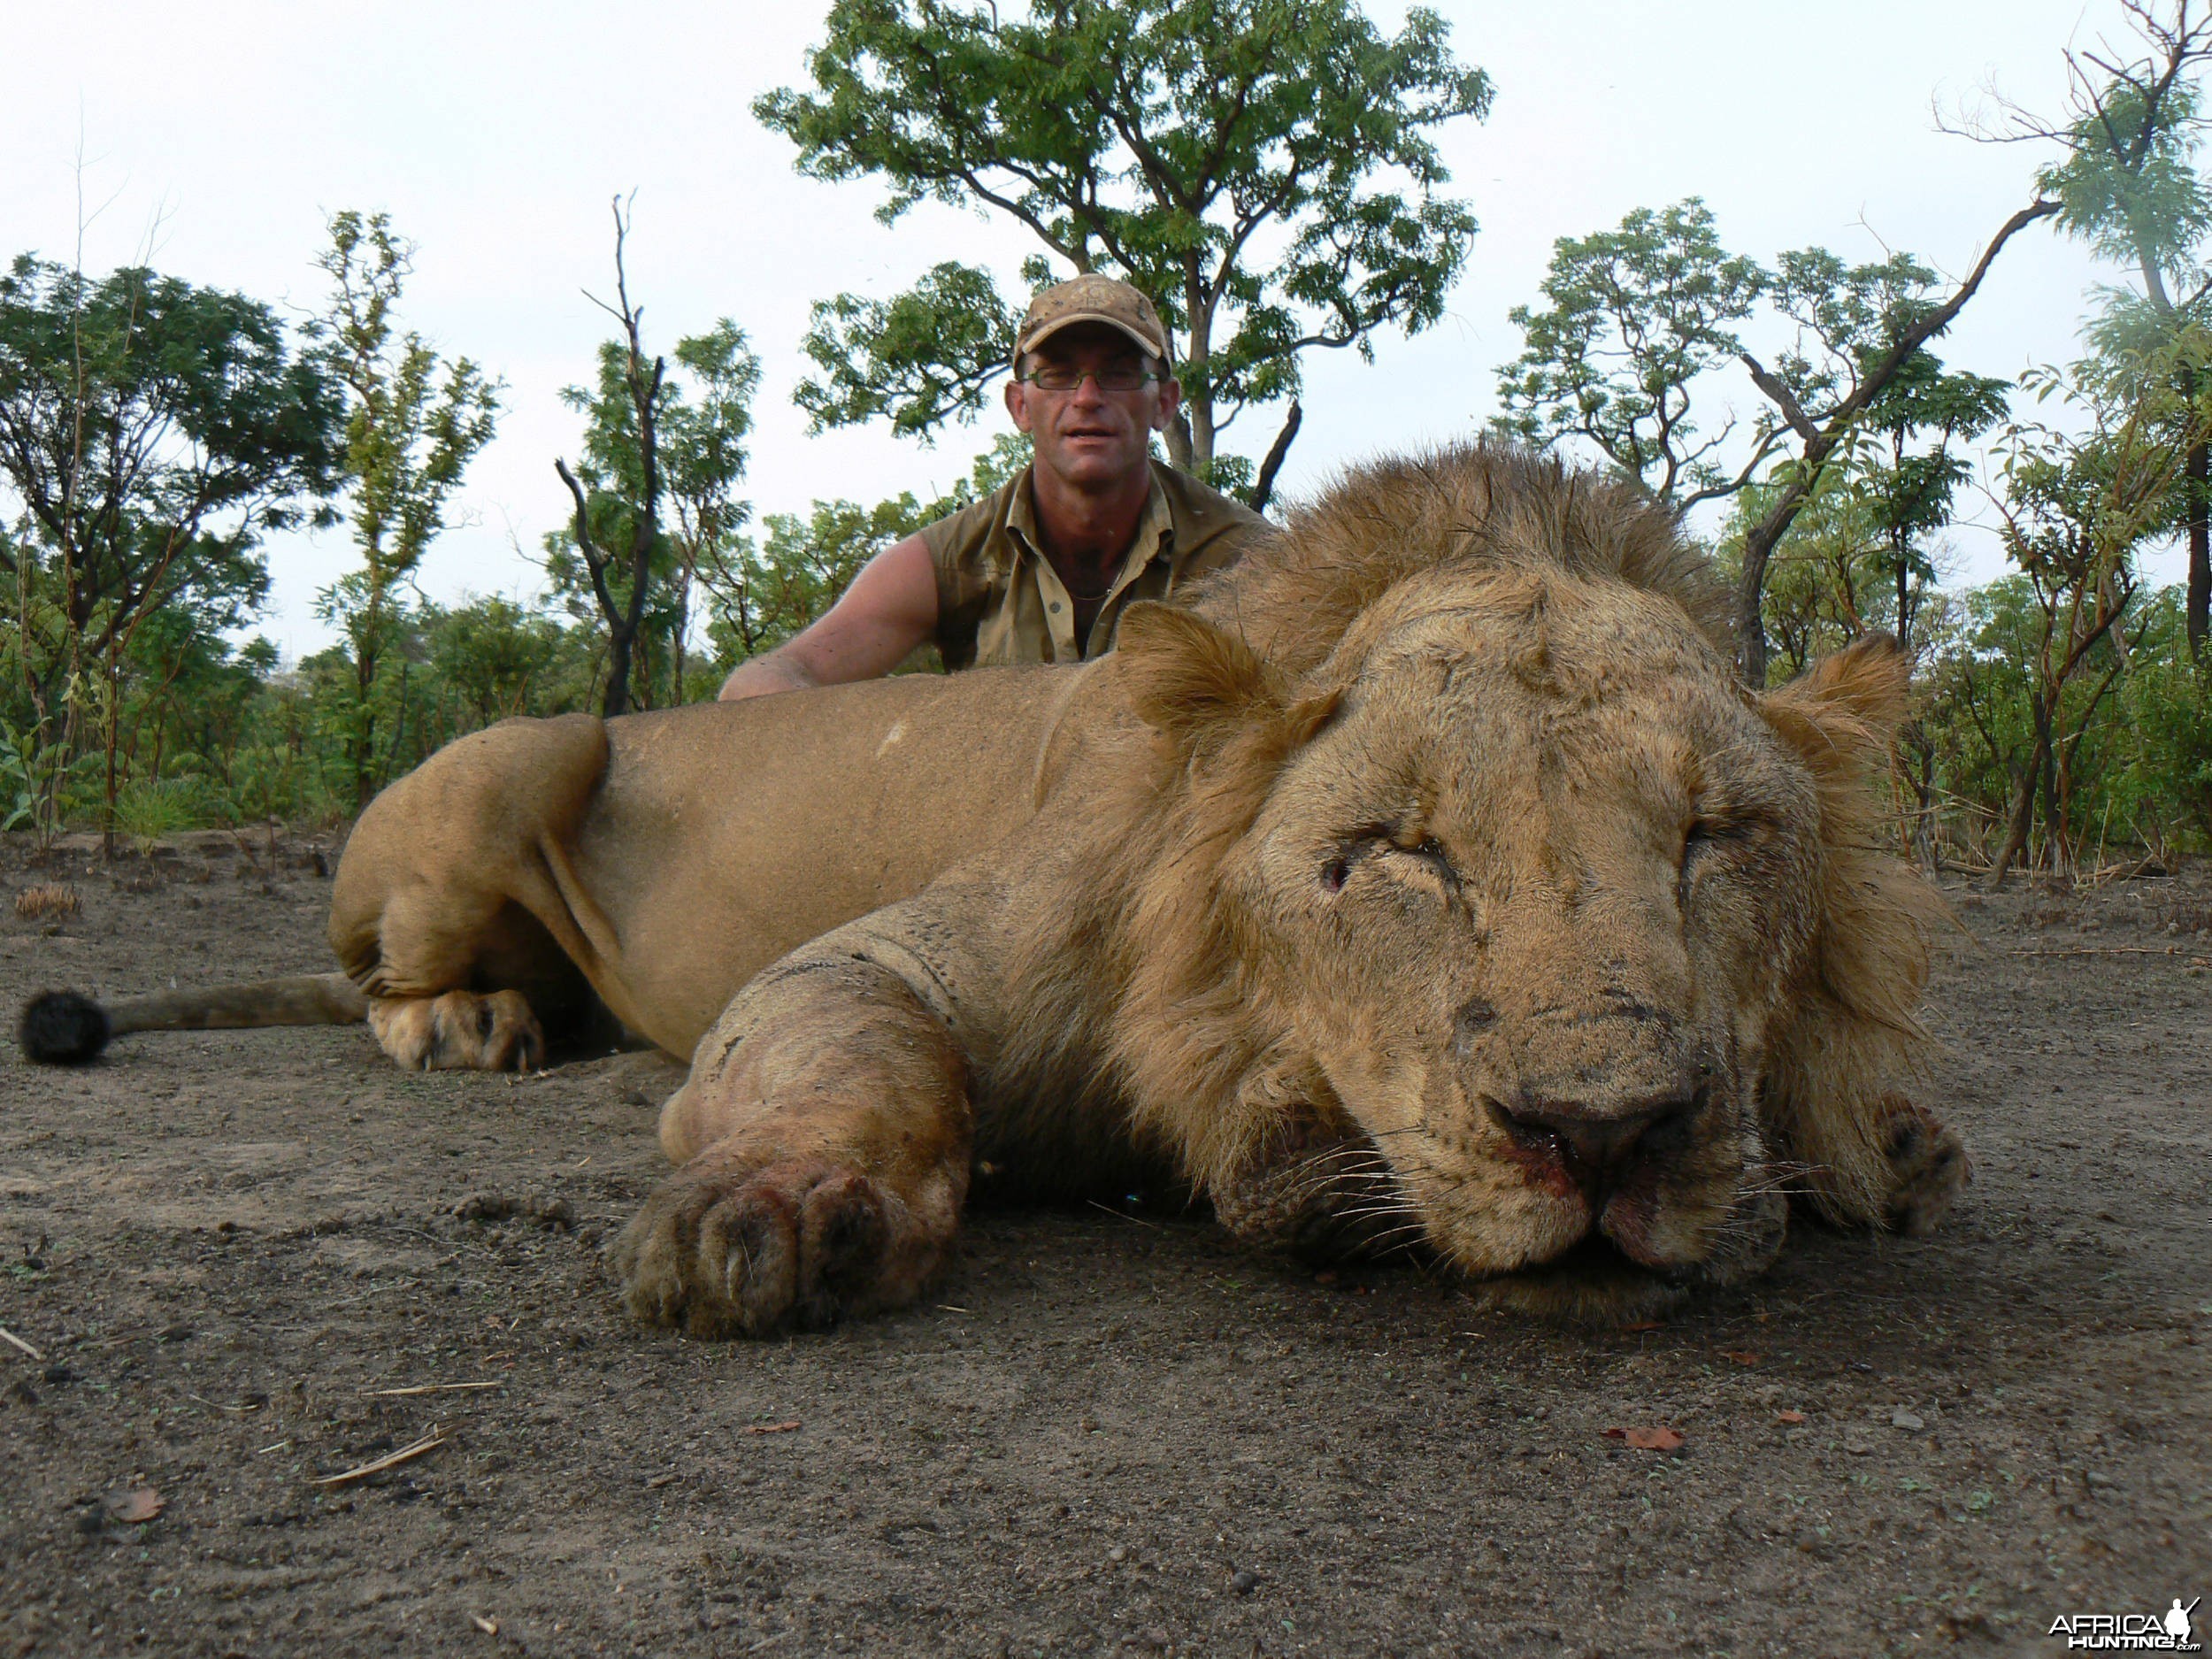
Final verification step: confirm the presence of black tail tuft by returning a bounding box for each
[19,990,111,1065]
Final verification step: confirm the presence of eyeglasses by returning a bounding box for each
[1018,365,1163,392]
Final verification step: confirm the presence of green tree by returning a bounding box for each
[1979,347,2205,884]
[550,200,759,714]
[2016,2,2212,650]
[1494,201,1769,504]
[310,211,501,808]
[757,0,1492,506]
[0,255,342,846]
[1848,344,2014,657]
[425,595,588,729]
[1498,199,2057,683]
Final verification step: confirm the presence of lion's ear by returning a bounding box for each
[1757,631,1910,785]
[1114,601,1337,764]
[1116,602,1274,743]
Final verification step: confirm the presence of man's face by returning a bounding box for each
[1004,323,1182,491]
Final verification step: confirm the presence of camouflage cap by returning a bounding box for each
[1014,273,1171,366]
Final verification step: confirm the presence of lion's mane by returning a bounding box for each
[991,442,1940,1232]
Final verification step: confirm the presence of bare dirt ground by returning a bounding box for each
[1,829,2208,1659]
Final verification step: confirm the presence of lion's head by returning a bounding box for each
[1048,443,1943,1321]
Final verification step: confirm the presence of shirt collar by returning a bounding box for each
[1007,463,1173,581]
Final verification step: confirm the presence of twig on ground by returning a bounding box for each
[0,1325,45,1362]
[741,1421,802,1436]
[185,1392,262,1413]
[361,1381,503,1397]
[1086,1199,1162,1230]
[312,1427,449,1486]
[2010,945,2200,958]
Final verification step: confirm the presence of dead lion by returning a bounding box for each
[21,444,1965,1330]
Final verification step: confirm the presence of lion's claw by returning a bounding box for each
[614,1158,925,1337]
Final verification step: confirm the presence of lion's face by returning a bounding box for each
[1225,568,1836,1314]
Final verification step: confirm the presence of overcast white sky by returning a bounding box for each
[2,0,2162,661]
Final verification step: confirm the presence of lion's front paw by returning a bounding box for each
[1877,1094,1970,1236]
[367,990,542,1071]
[611,1156,949,1337]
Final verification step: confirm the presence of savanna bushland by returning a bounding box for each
[4,1,2210,887]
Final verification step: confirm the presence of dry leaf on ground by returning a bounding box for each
[1602,1426,1686,1451]
[741,1421,802,1436]
[1775,1409,1808,1425]
[108,1487,164,1524]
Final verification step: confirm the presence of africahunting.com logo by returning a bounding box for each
[2049,1600,2200,1651]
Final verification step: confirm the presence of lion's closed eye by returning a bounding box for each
[1321,827,1461,898]
[1678,808,1774,905]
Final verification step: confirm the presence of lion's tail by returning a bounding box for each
[19,974,369,1065]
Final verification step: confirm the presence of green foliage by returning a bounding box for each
[0,253,343,841]
[758,0,1491,487]
[1498,204,1998,518]
[1495,200,1764,499]
[545,319,759,710]
[2120,591,2212,842]
[2038,79,2212,278]
[795,261,1022,442]
[306,211,501,808]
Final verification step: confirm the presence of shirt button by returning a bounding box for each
[1048,602,1061,613]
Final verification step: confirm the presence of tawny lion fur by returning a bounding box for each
[26,443,1967,1333]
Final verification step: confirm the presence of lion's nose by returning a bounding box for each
[1488,1092,1699,1188]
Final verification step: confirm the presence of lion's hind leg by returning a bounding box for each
[367,989,544,1072]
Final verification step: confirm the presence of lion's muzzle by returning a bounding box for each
[1484,1086,1701,1198]
[1482,1082,1714,1269]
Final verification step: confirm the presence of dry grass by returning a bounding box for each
[13,883,81,921]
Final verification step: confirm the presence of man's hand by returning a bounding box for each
[718,535,939,701]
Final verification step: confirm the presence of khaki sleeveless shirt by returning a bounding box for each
[918,460,1266,669]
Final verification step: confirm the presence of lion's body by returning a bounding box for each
[329,664,1079,1061]
[27,445,1968,1331]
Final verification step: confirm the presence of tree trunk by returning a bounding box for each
[1733,198,2060,687]
[2189,434,2208,657]
[1735,518,1784,687]
[1248,401,1302,516]
[603,614,636,719]
[1985,700,2055,890]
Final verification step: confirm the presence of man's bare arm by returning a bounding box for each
[717,534,939,701]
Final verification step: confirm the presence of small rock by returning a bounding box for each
[1843,1438,1875,1456]
[157,1324,194,1344]
[1891,1409,1924,1432]
[1107,1545,1127,1563]
[1229,1569,1260,1595]
[41,1365,74,1386]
